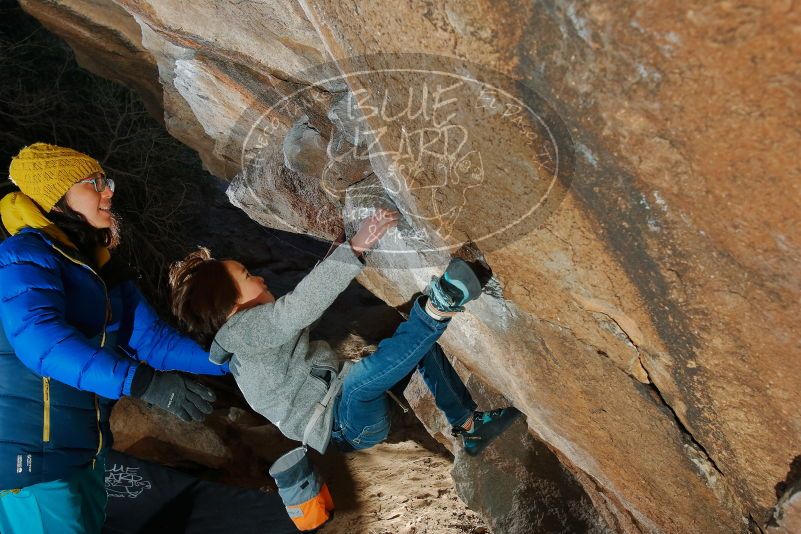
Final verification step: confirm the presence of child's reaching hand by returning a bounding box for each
[349,208,400,256]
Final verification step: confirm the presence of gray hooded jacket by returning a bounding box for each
[209,243,364,453]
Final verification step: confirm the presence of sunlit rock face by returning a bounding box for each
[19,1,801,532]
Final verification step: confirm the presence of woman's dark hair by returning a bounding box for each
[50,196,119,265]
[169,248,240,349]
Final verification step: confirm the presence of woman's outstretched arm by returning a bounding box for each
[115,281,228,375]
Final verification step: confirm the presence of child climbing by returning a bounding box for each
[169,208,521,456]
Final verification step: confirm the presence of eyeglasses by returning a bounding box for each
[79,175,115,193]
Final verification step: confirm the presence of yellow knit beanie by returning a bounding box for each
[8,143,104,213]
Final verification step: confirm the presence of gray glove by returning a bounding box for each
[137,370,216,422]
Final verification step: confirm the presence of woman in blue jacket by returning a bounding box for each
[0,143,226,533]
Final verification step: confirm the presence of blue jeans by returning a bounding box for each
[0,455,106,534]
[331,297,477,450]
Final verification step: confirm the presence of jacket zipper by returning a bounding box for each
[42,377,51,442]
[50,244,109,461]
[93,396,102,468]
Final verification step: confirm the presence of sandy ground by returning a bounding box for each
[113,378,492,534]
[323,440,489,534]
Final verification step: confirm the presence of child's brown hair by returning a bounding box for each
[169,247,239,349]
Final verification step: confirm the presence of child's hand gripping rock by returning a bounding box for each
[349,208,400,257]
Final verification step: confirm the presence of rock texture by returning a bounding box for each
[19,1,801,532]
[767,459,801,534]
[768,488,801,534]
[17,0,162,119]
[403,361,614,534]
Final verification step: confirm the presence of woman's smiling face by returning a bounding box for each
[62,172,114,229]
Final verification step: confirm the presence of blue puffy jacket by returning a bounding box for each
[0,227,228,489]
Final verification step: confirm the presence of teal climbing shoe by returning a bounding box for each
[426,258,482,313]
[452,407,523,457]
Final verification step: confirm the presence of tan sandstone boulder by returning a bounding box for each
[19,1,801,532]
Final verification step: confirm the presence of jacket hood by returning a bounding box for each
[0,191,110,267]
[1,191,74,245]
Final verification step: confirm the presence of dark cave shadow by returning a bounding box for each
[311,447,359,513]
[775,454,801,499]
[766,454,801,528]
[454,415,608,534]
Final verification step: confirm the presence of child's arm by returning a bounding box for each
[228,209,399,348]
[235,241,365,346]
